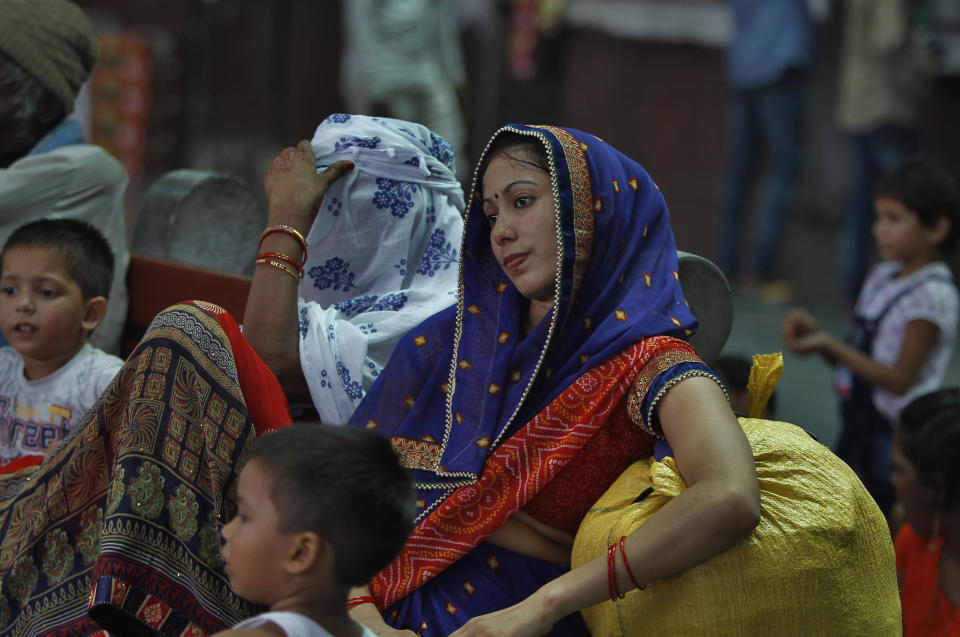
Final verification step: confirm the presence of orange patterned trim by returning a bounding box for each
[625,336,703,436]
[531,125,594,300]
[391,437,442,471]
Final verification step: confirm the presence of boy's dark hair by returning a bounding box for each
[898,388,960,508]
[874,155,960,254]
[245,424,415,587]
[1,218,114,300]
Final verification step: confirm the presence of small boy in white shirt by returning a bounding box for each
[0,218,123,470]
[215,424,415,637]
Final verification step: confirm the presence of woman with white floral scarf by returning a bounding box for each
[244,114,464,424]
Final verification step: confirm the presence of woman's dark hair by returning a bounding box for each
[898,388,960,508]
[874,155,960,254]
[245,424,416,587]
[476,131,551,193]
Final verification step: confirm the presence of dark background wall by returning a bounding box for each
[75,0,960,303]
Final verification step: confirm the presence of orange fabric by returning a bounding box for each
[896,523,960,636]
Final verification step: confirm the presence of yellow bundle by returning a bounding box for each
[572,418,901,636]
[747,352,783,418]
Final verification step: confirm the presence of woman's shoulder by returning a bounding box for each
[625,336,723,438]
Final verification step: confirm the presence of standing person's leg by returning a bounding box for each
[749,69,806,278]
[420,85,469,181]
[719,89,759,280]
[386,88,468,182]
[842,132,876,301]
[871,124,921,175]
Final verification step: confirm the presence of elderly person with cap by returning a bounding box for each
[0,0,128,354]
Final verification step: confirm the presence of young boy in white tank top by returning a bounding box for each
[213,424,414,637]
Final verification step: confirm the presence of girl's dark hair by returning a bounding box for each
[898,388,960,507]
[245,424,415,587]
[874,155,960,254]
[476,131,551,192]
[1,218,114,300]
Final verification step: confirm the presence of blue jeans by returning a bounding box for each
[842,124,921,300]
[720,69,806,280]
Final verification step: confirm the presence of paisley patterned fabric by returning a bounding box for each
[298,114,464,425]
[0,302,291,636]
[349,125,714,633]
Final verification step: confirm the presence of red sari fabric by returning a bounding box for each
[192,300,292,434]
[371,336,691,609]
[896,523,960,636]
[521,397,654,537]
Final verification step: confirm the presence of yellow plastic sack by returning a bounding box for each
[747,352,783,418]
[572,418,901,636]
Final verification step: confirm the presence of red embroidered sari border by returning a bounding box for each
[370,336,687,608]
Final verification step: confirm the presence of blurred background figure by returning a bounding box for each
[31,0,960,478]
[339,0,469,180]
[893,388,960,636]
[718,0,813,299]
[836,0,938,301]
[0,0,128,354]
[783,155,960,517]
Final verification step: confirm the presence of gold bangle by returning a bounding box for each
[258,251,305,278]
[260,225,308,264]
[255,257,301,281]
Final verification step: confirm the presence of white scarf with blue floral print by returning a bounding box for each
[298,114,464,424]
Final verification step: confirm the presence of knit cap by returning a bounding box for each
[0,0,98,112]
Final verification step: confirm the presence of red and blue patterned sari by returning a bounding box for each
[0,302,291,636]
[349,125,716,635]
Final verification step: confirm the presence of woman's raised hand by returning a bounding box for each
[263,140,354,230]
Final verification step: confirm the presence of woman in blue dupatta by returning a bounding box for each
[314,124,761,636]
[256,124,758,635]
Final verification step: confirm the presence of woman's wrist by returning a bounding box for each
[258,233,306,266]
[348,602,389,630]
[266,204,312,234]
[527,577,578,630]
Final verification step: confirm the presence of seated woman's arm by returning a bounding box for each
[452,376,760,636]
[242,143,353,403]
[347,585,418,636]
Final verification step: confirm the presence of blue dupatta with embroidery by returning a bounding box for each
[351,123,696,516]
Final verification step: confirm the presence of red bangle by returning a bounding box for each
[347,595,377,609]
[618,535,645,591]
[260,225,308,264]
[258,251,305,278]
[607,541,623,601]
